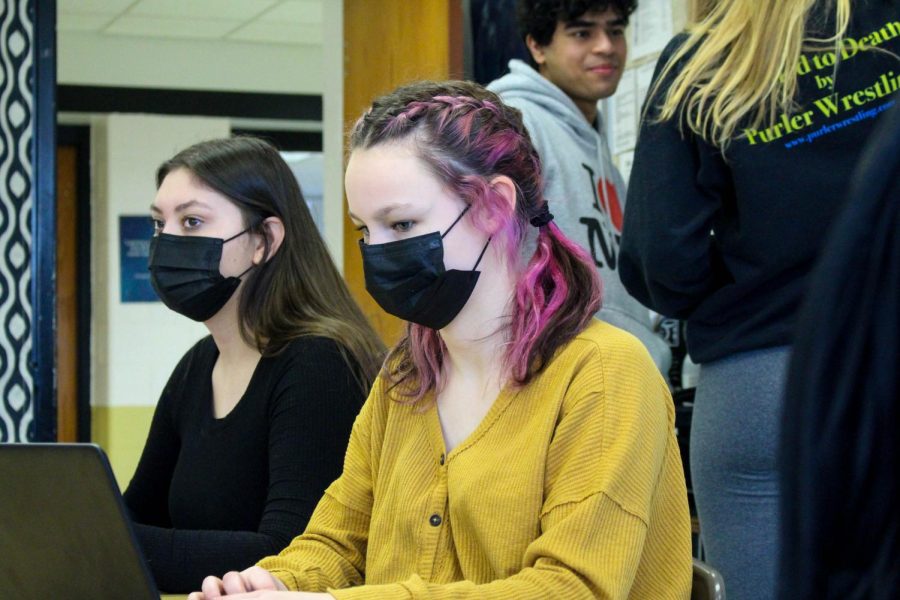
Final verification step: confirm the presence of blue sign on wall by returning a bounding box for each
[119,216,158,302]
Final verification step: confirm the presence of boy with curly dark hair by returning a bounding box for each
[489,0,671,376]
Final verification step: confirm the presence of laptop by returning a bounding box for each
[0,443,159,599]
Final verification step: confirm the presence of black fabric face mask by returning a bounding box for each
[360,206,490,330]
[148,228,254,322]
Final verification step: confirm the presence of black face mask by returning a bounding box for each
[360,207,490,330]
[148,228,254,322]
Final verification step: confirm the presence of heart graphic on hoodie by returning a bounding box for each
[598,178,624,233]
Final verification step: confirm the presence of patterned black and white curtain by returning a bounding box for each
[0,0,36,442]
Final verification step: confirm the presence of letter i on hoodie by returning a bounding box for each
[489,59,672,375]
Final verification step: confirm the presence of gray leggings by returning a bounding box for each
[690,345,790,600]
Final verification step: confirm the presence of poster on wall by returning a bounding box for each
[629,0,674,60]
[616,150,635,184]
[636,61,657,111]
[612,69,638,154]
[119,216,157,303]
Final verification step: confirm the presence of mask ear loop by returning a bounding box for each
[437,204,491,270]
[223,217,267,244]
[471,236,492,271]
[441,205,471,239]
[223,226,252,244]
[226,219,266,279]
[233,263,256,280]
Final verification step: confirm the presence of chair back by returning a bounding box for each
[691,558,726,600]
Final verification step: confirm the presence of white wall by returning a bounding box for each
[321,0,344,271]
[59,31,323,94]
[91,114,231,408]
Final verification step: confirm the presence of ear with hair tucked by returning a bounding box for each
[253,216,285,265]
[489,175,518,215]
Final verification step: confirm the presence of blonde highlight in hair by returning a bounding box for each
[650,0,851,149]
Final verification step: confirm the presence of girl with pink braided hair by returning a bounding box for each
[189,81,692,600]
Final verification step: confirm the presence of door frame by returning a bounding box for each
[32,0,58,441]
[56,125,92,442]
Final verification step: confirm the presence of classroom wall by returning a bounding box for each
[321,1,345,273]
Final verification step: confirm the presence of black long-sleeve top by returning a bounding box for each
[123,335,367,593]
[620,1,900,363]
[779,97,900,600]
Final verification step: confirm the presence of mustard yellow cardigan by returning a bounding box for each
[259,320,692,598]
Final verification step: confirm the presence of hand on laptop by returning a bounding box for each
[187,566,335,599]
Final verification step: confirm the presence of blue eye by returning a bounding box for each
[392,221,414,233]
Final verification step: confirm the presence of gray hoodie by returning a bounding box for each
[489,59,671,374]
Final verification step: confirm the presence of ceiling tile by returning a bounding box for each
[130,0,279,20]
[104,16,242,39]
[257,0,322,24]
[57,13,116,32]
[58,0,135,15]
[228,21,322,46]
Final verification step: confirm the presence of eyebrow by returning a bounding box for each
[149,199,212,214]
[348,201,415,223]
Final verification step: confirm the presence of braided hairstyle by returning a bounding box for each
[350,80,601,402]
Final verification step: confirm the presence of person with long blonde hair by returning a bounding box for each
[619,0,898,598]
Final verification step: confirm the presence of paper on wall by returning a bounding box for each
[616,150,635,186]
[613,69,637,154]
[629,0,673,60]
[635,61,657,112]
